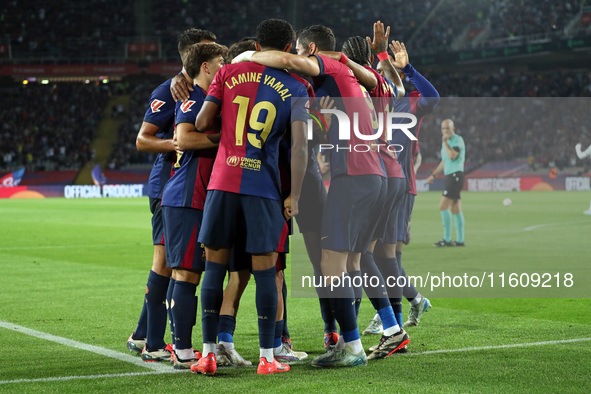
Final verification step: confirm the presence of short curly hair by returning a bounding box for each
[184,43,228,80]
[255,19,295,50]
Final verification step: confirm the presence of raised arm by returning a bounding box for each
[367,21,405,98]
[442,135,459,161]
[390,40,440,114]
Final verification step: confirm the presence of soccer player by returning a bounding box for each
[161,42,227,369]
[239,24,392,367]
[575,142,591,215]
[191,18,309,376]
[127,28,216,362]
[340,29,410,359]
[365,35,439,333]
[427,119,466,247]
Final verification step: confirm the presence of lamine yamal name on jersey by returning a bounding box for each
[224,72,293,101]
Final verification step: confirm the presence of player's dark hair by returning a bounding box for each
[184,43,228,80]
[178,28,217,54]
[342,36,371,66]
[256,19,295,50]
[297,25,336,51]
[227,39,257,63]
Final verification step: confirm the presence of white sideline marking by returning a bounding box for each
[523,220,587,231]
[0,371,181,385]
[0,321,172,373]
[408,337,591,356]
[0,243,141,251]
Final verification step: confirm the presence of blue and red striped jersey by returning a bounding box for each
[311,55,384,178]
[161,87,216,209]
[365,66,404,179]
[205,62,309,201]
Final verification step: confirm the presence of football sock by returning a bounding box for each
[176,348,196,361]
[312,264,338,333]
[360,252,390,312]
[441,209,452,242]
[344,338,363,354]
[397,254,419,301]
[261,348,274,363]
[217,315,236,344]
[409,293,423,306]
[390,297,403,328]
[171,280,197,351]
[454,212,465,243]
[321,298,338,333]
[203,342,216,357]
[132,302,148,339]
[377,306,400,335]
[329,279,359,346]
[349,270,363,318]
[166,277,176,346]
[282,274,290,339]
[253,267,277,350]
[274,320,284,353]
[145,270,169,350]
[201,261,226,344]
[374,256,399,300]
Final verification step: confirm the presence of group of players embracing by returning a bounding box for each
[126,17,439,375]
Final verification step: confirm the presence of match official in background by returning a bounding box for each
[426,119,466,247]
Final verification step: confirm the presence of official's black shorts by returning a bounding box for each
[443,172,465,200]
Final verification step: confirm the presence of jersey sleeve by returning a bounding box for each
[290,84,310,123]
[175,98,199,125]
[312,54,326,77]
[143,83,175,129]
[205,67,224,106]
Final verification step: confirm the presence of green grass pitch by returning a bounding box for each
[0,191,590,392]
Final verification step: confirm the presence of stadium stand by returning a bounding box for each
[1,0,590,176]
[1,0,133,62]
[0,83,110,171]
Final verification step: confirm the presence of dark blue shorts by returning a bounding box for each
[395,193,416,243]
[321,175,386,253]
[199,190,289,254]
[162,206,205,272]
[296,167,326,233]
[149,197,165,245]
[373,177,406,241]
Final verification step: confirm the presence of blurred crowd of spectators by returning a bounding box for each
[1,0,584,62]
[488,0,581,41]
[0,83,110,171]
[412,68,591,170]
[107,77,164,170]
[1,0,133,61]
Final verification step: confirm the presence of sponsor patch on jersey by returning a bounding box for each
[180,100,196,113]
[150,99,166,113]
